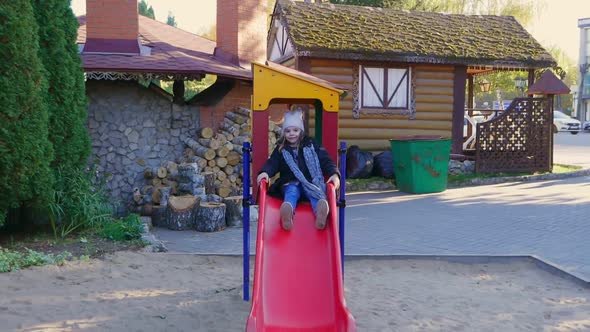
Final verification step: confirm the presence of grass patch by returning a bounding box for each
[448,163,582,185]
[346,176,394,185]
[97,214,144,242]
[0,248,71,273]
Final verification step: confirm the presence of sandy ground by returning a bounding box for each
[0,252,589,332]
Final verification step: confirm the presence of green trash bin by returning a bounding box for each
[389,136,452,194]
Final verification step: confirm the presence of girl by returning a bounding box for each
[257,108,340,231]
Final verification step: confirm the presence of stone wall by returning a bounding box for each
[87,80,199,213]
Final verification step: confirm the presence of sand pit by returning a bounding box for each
[1,252,588,331]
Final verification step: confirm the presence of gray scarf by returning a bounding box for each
[281,145,326,201]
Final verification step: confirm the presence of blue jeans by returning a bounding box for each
[282,182,320,215]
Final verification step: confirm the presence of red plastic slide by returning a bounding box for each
[246,182,356,331]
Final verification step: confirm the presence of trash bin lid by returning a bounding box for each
[389,135,445,141]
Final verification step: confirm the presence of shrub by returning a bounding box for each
[0,1,54,226]
[0,248,70,273]
[33,0,91,172]
[99,214,144,241]
[49,167,114,239]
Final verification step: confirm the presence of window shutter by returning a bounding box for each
[387,68,409,108]
[362,67,384,107]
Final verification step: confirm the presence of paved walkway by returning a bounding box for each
[153,175,590,281]
[554,131,590,168]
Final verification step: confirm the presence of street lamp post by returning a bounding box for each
[577,63,589,122]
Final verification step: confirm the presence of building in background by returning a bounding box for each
[576,17,590,122]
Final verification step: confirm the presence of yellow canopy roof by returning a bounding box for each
[251,61,345,112]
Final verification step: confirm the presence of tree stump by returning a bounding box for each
[152,205,167,227]
[195,202,226,232]
[140,203,153,217]
[223,196,243,227]
[206,194,223,203]
[165,195,201,230]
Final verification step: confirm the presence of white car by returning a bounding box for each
[553,110,580,135]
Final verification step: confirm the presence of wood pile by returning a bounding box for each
[131,107,280,232]
[179,107,281,198]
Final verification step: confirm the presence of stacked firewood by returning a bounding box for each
[131,107,279,232]
[180,107,282,198]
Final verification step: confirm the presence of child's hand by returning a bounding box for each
[257,172,270,186]
[327,174,340,190]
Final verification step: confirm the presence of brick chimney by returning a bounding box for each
[215,0,268,67]
[84,0,140,54]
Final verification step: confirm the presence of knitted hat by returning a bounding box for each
[282,109,304,132]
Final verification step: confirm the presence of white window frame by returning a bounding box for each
[359,66,411,112]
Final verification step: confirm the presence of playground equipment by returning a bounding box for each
[242,62,356,331]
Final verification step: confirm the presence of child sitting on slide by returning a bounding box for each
[257,108,340,231]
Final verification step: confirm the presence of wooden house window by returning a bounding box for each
[360,66,410,111]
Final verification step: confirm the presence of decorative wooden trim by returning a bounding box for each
[84,71,203,81]
[452,66,467,154]
[352,63,360,118]
[409,70,416,120]
[296,56,312,132]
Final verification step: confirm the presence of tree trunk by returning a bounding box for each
[218,130,234,142]
[203,171,215,194]
[206,194,223,203]
[216,146,230,158]
[157,167,167,179]
[226,151,241,166]
[225,111,248,124]
[223,196,243,227]
[194,146,216,160]
[234,107,251,117]
[195,202,226,232]
[143,167,156,179]
[153,186,171,205]
[177,163,205,196]
[199,138,221,150]
[215,157,228,168]
[197,127,214,139]
[216,186,232,198]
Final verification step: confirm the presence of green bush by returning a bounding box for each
[33,0,90,172]
[99,214,144,241]
[49,167,114,239]
[0,1,54,226]
[0,248,70,273]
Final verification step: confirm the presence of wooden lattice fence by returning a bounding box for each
[475,97,552,173]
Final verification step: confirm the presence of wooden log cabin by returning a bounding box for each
[268,0,556,153]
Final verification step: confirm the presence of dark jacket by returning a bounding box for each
[260,136,339,198]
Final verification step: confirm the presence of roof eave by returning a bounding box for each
[82,67,252,81]
[296,50,555,69]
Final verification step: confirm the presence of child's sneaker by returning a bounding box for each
[315,199,329,230]
[280,202,293,230]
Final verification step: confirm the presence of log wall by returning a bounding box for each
[305,59,454,151]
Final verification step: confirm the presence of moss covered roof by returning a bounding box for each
[277,0,555,68]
